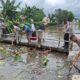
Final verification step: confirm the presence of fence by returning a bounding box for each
[0,22,80,52]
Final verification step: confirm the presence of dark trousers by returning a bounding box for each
[64,33,69,49]
[2,28,8,37]
[32,31,36,37]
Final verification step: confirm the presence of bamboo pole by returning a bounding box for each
[58,29,61,47]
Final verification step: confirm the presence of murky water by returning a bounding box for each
[0,43,79,80]
[0,23,80,80]
[42,29,64,48]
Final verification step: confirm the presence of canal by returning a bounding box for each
[0,22,80,80]
[0,42,79,80]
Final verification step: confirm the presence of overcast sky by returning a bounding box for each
[17,0,80,18]
[0,0,80,18]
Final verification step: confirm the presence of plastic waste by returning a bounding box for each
[42,56,49,66]
[0,61,5,65]
[72,75,80,80]
[57,75,63,78]
[14,54,22,61]
[21,53,27,63]
[0,47,4,50]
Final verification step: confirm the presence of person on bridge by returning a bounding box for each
[30,19,36,40]
[13,23,21,44]
[13,23,20,32]
[70,34,80,67]
[37,21,45,47]
[63,20,70,50]
[31,19,36,32]
[22,23,31,44]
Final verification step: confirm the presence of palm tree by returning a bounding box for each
[0,0,21,21]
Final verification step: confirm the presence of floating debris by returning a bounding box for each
[56,63,63,68]
[0,60,6,66]
[57,71,62,75]
[31,76,37,80]
[42,56,49,67]
[57,75,63,78]
[0,47,4,50]
[72,75,80,80]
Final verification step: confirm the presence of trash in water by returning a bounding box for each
[72,75,80,80]
[0,47,4,50]
[57,71,62,75]
[0,61,6,65]
[14,54,22,61]
[31,77,37,80]
[21,53,27,64]
[12,49,22,62]
[57,64,62,68]
[42,56,49,66]
[57,75,63,78]
[31,68,43,75]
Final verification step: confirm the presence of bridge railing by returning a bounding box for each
[0,26,80,52]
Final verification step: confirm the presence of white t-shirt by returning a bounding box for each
[64,21,70,33]
[31,24,36,32]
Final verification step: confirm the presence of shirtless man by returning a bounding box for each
[70,35,80,66]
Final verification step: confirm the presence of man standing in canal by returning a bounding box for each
[70,34,80,66]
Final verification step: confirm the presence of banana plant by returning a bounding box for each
[0,0,21,21]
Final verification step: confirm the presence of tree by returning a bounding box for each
[21,5,45,22]
[21,4,32,18]
[31,6,45,22]
[55,8,74,24]
[67,11,74,22]
[55,9,63,24]
[48,13,55,22]
[0,0,21,21]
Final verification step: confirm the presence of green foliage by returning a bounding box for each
[48,22,57,26]
[21,5,45,22]
[0,47,10,57]
[0,1,75,32]
[54,8,74,24]
[48,13,55,22]
[78,19,80,28]
[67,11,74,22]
[32,6,45,22]
[0,0,21,21]
[6,20,13,33]
[55,9,63,24]
[34,22,41,29]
